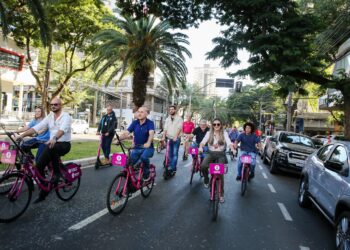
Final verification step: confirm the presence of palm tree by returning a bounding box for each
[0,0,51,46]
[92,15,191,109]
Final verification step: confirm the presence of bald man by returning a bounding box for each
[118,106,155,181]
[17,97,72,203]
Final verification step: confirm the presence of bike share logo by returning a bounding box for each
[112,153,126,166]
[0,141,9,151]
[214,164,220,171]
[5,151,11,159]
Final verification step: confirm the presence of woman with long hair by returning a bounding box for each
[199,118,235,203]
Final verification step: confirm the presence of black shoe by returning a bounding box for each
[236,175,241,181]
[33,191,48,204]
[143,174,151,182]
[51,174,62,186]
[248,172,255,180]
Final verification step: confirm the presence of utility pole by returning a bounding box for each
[286,91,293,131]
[119,90,123,130]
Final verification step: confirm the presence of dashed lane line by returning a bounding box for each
[299,246,310,250]
[258,165,263,170]
[262,172,268,179]
[277,202,293,221]
[268,183,276,193]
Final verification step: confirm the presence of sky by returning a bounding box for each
[181,20,255,93]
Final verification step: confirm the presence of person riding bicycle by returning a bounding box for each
[96,105,117,165]
[161,105,183,175]
[16,97,72,203]
[191,119,209,160]
[228,126,239,143]
[233,122,261,181]
[15,106,50,161]
[117,106,155,182]
[199,118,235,203]
[182,114,195,160]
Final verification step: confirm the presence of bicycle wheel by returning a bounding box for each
[241,167,249,196]
[55,177,81,201]
[106,173,129,215]
[141,178,154,198]
[0,173,32,223]
[190,158,196,185]
[212,179,219,221]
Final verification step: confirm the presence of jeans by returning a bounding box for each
[236,150,257,177]
[21,138,47,162]
[168,138,180,171]
[131,147,154,177]
[101,135,114,159]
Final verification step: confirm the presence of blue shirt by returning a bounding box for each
[236,133,260,153]
[128,119,155,146]
[28,119,50,142]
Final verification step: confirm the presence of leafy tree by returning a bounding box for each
[92,15,191,109]
[8,0,111,112]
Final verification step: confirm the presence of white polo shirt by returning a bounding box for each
[33,112,72,142]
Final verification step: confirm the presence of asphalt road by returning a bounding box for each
[0,148,334,250]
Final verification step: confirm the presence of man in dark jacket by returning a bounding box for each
[96,105,117,164]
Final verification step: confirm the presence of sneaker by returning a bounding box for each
[143,175,151,182]
[203,178,209,188]
[220,196,225,203]
[236,175,241,181]
[248,172,255,180]
[50,174,61,186]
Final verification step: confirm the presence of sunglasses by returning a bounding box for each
[50,103,60,106]
[212,123,221,127]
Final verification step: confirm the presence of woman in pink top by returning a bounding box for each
[182,114,195,160]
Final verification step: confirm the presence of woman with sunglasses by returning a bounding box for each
[199,118,235,203]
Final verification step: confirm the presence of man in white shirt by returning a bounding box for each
[17,97,72,203]
[161,105,183,174]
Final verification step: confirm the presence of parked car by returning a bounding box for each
[0,115,25,131]
[262,131,317,174]
[312,134,345,146]
[71,119,89,134]
[298,141,350,249]
[259,136,271,159]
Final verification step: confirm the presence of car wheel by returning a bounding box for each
[298,177,311,208]
[269,153,279,174]
[335,212,350,250]
[262,149,268,164]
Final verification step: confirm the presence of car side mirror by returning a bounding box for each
[324,160,343,172]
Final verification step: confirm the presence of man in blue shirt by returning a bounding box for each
[233,122,261,180]
[118,106,155,181]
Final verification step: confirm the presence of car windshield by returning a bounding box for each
[280,134,314,148]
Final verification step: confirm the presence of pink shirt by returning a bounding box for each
[182,121,195,134]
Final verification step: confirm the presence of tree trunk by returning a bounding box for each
[343,90,350,139]
[42,44,53,114]
[132,68,149,111]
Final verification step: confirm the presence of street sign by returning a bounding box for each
[0,47,25,71]
[215,78,234,88]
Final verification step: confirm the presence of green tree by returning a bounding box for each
[92,15,191,109]
[9,0,111,112]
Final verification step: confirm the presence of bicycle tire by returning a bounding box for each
[190,158,196,185]
[241,166,248,196]
[106,173,129,215]
[55,177,81,201]
[141,178,154,198]
[0,172,32,223]
[212,179,219,221]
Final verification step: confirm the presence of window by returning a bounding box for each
[279,133,314,148]
[317,144,333,162]
[329,146,348,168]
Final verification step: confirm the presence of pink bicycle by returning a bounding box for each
[189,147,203,185]
[106,134,156,215]
[240,154,253,196]
[209,162,227,221]
[0,132,82,223]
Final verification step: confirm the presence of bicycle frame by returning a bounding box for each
[210,175,223,201]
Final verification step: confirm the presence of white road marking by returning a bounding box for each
[277,202,293,221]
[183,162,193,168]
[268,183,276,193]
[262,173,268,179]
[258,165,263,170]
[299,246,310,250]
[68,190,142,231]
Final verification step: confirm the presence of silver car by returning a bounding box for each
[298,141,350,249]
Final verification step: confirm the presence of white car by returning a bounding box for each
[71,119,89,134]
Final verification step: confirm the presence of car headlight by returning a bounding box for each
[279,149,289,156]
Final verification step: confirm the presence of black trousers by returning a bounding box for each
[37,142,71,178]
